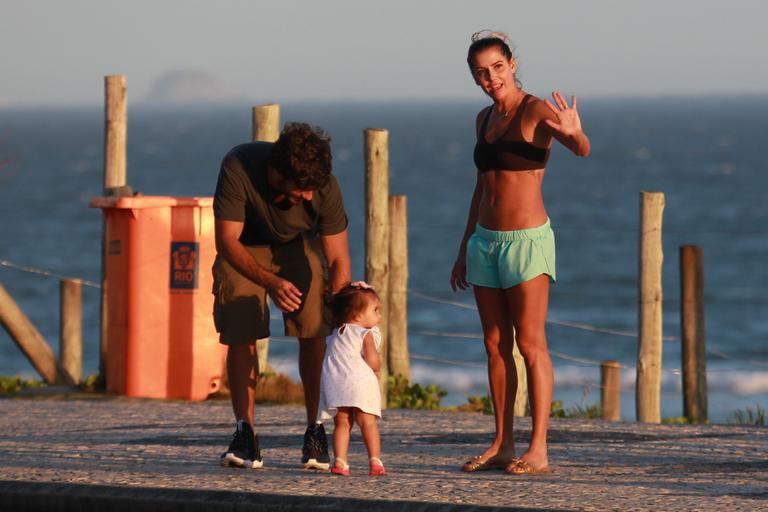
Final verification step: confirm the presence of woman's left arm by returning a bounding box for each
[541,91,590,157]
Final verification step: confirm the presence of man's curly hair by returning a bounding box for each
[268,122,332,190]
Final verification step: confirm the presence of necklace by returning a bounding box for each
[498,103,516,118]
[496,95,524,118]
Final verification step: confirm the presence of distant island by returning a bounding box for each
[141,70,243,105]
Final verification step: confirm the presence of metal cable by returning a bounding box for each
[0,259,100,288]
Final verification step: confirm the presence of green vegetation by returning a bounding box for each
[545,385,603,419]
[661,416,710,425]
[210,370,306,404]
[730,406,766,427]
[662,416,693,425]
[0,375,45,393]
[548,399,602,419]
[12,369,758,430]
[254,371,305,404]
[453,395,494,415]
[387,374,447,410]
[452,395,603,418]
[79,373,104,392]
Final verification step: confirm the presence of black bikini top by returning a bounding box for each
[473,94,550,172]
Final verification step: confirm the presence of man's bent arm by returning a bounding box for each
[215,219,303,312]
[320,229,351,294]
[215,219,274,287]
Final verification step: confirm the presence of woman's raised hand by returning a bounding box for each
[544,91,583,137]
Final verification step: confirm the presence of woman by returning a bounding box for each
[450,31,590,475]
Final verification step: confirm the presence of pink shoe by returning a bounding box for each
[331,459,350,476]
[369,457,386,476]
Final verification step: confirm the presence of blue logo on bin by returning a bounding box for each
[170,242,199,289]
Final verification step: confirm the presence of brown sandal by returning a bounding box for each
[505,459,551,475]
[461,455,508,472]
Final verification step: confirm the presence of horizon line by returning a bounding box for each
[3,91,768,110]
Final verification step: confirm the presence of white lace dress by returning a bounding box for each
[317,323,382,420]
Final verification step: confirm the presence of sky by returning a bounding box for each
[1,0,767,107]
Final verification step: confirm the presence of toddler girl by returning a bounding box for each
[318,281,386,476]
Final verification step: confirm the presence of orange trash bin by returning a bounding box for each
[90,196,226,400]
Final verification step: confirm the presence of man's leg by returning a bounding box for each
[213,248,271,469]
[220,341,263,469]
[274,237,334,469]
[298,337,325,424]
[299,336,330,470]
[227,342,259,425]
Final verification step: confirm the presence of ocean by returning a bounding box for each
[1,97,767,423]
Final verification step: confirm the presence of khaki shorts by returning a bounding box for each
[212,236,332,345]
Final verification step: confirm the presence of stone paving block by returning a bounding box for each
[0,397,766,511]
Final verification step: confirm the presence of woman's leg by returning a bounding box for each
[468,285,517,465]
[355,410,381,460]
[333,408,354,465]
[504,274,552,470]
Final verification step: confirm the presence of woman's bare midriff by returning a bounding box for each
[478,169,547,231]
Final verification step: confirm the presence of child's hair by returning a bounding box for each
[329,283,379,327]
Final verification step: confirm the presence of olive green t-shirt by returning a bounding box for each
[213,142,348,246]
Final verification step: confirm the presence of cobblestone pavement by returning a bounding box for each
[0,396,766,511]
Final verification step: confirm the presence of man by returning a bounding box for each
[213,122,350,469]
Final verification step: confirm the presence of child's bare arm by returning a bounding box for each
[362,331,381,374]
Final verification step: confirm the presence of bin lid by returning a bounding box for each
[90,196,213,209]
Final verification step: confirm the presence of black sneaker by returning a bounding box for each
[301,422,330,470]
[220,420,263,469]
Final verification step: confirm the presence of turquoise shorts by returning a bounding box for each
[466,219,556,289]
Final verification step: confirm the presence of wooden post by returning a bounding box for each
[636,191,665,423]
[365,128,390,405]
[680,245,707,422]
[252,104,281,143]
[100,75,127,384]
[388,195,410,380]
[601,360,622,421]
[104,75,127,190]
[0,285,74,385]
[252,104,281,374]
[59,279,83,384]
[512,334,528,417]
